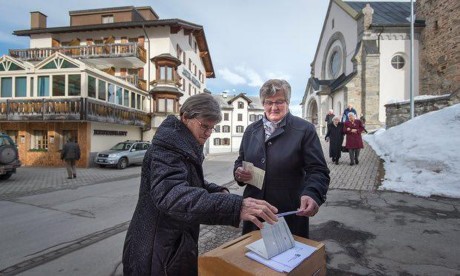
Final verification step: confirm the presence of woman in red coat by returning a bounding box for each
[343,112,364,166]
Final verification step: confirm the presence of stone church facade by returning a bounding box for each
[301,0,423,134]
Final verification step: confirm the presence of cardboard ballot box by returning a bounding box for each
[198,231,326,276]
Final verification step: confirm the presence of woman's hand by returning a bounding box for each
[240,197,278,229]
[296,195,319,217]
[235,166,252,183]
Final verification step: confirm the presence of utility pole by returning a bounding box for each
[410,0,415,119]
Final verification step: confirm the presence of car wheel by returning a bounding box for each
[0,171,13,180]
[117,158,128,169]
[0,145,17,164]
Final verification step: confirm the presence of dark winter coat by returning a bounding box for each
[234,112,330,238]
[325,113,335,125]
[123,115,242,276]
[325,122,344,159]
[60,141,80,161]
[344,120,364,149]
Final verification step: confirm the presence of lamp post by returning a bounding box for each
[410,0,415,119]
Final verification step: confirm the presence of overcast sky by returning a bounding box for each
[0,0,410,115]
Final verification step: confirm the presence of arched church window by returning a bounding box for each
[329,50,342,78]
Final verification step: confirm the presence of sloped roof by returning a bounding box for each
[345,1,411,25]
[211,93,263,110]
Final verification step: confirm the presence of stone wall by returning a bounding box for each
[385,94,453,128]
[416,0,460,100]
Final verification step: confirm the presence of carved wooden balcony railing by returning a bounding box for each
[0,98,151,129]
[9,43,147,63]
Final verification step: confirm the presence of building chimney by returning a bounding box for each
[31,11,47,29]
[222,91,228,98]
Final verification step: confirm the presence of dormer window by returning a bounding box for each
[102,15,114,24]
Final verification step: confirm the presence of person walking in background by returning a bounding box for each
[343,113,364,166]
[61,138,81,179]
[325,116,344,165]
[342,104,357,122]
[122,93,278,276]
[234,79,330,239]
[325,109,335,125]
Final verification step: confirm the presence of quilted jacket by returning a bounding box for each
[123,115,243,275]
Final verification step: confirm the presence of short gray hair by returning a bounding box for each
[259,79,291,105]
[180,93,222,122]
[332,115,341,121]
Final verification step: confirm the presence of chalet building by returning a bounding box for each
[0,6,215,167]
[301,0,424,134]
[207,92,264,154]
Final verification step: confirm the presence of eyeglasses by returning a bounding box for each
[263,100,287,107]
[194,119,216,133]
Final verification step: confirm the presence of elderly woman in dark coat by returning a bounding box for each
[343,112,364,166]
[234,79,330,239]
[122,93,278,276]
[325,116,344,165]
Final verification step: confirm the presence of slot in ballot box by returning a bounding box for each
[198,231,326,276]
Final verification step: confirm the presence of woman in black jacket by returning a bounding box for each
[325,116,345,164]
[122,93,278,276]
[234,79,330,239]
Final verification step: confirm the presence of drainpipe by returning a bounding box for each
[141,23,151,113]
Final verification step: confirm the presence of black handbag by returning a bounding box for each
[341,146,349,152]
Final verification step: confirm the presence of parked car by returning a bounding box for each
[95,140,150,169]
[0,132,21,180]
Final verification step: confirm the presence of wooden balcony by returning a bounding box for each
[0,98,151,129]
[9,43,146,69]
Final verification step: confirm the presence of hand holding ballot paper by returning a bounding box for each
[238,161,265,189]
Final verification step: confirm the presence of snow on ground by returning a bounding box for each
[364,103,460,198]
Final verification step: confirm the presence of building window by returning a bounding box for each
[249,114,256,122]
[188,59,192,71]
[238,101,244,109]
[214,125,221,133]
[98,80,106,101]
[6,130,18,144]
[15,77,27,97]
[329,50,342,78]
[194,41,198,53]
[102,15,114,24]
[137,94,141,110]
[123,89,129,107]
[160,66,173,81]
[332,19,335,29]
[52,75,65,97]
[68,74,81,96]
[223,125,230,133]
[88,76,96,98]
[224,113,229,121]
[38,76,50,97]
[391,55,405,69]
[131,92,136,108]
[222,138,230,145]
[1,77,12,98]
[189,34,193,46]
[176,44,183,60]
[214,138,221,146]
[237,114,243,121]
[108,83,115,103]
[236,125,244,133]
[31,130,48,150]
[116,86,123,105]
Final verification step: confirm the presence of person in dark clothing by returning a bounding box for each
[325,109,335,125]
[342,104,357,122]
[122,93,278,276]
[325,116,344,165]
[61,138,80,179]
[234,79,330,239]
[344,112,365,165]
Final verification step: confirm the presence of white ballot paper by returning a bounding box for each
[242,161,265,190]
[245,217,317,273]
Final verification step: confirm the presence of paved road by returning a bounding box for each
[1,139,459,275]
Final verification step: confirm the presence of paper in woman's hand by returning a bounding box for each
[242,161,265,190]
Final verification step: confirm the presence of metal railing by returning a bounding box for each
[9,43,146,63]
